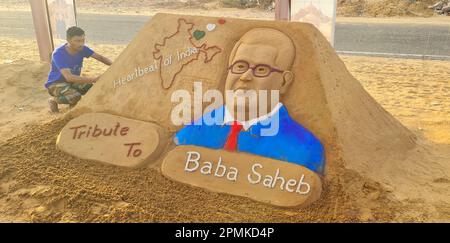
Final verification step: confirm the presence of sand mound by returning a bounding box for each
[0,14,449,222]
[0,60,56,143]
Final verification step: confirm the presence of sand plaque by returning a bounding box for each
[162,146,322,207]
[57,113,166,167]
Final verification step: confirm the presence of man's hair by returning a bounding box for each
[66,26,85,39]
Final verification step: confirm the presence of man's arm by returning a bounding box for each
[60,69,98,84]
[91,53,113,66]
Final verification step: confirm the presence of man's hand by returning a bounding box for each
[91,53,113,66]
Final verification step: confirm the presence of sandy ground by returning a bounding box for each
[340,55,450,145]
[0,35,448,222]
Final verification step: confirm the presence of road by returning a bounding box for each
[1,10,450,59]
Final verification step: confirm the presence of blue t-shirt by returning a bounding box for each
[45,44,94,88]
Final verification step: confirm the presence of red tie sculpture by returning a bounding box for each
[224,121,243,151]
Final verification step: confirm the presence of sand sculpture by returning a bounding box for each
[164,28,325,207]
[57,13,417,208]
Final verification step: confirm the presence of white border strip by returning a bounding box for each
[337,51,450,60]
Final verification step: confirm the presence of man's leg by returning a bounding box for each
[48,83,67,113]
[71,83,93,95]
[48,97,59,113]
[67,83,93,109]
[47,83,83,112]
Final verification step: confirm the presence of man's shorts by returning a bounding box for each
[47,82,93,105]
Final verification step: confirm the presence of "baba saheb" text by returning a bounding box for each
[184,151,311,195]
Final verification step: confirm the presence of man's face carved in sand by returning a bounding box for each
[224,28,295,118]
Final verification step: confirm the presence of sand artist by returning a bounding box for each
[45,27,112,113]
